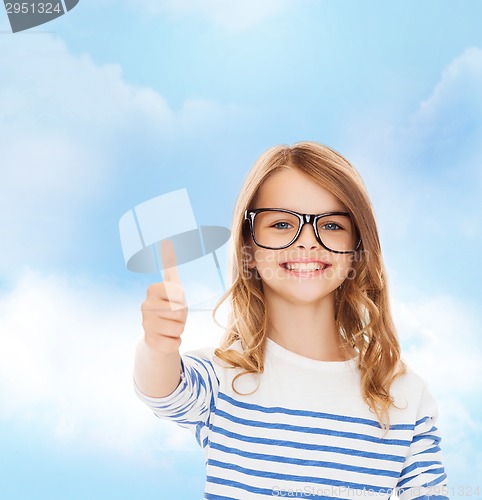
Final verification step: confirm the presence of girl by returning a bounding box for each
[134,142,449,499]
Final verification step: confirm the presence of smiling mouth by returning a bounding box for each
[280,262,330,272]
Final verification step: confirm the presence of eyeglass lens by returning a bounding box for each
[253,211,357,252]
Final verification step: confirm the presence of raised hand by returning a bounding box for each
[141,240,188,354]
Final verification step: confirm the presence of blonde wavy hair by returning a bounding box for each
[213,141,406,434]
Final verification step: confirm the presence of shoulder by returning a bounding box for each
[389,358,440,417]
[391,359,427,392]
[182,345,217,361]
[180,339,245,377]
[182,339,244,363]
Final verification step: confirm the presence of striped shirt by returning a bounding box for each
[134,337,449,499]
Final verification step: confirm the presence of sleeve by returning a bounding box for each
[395,382,449,499]
[133,352,220,448]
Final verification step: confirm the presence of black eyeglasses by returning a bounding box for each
[244,208,362,254]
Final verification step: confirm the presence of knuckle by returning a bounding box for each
[146,283,163,296]
[141,302,156,314]
[172,309,186,321]
[171,323,184,336]
[163,335,182,349]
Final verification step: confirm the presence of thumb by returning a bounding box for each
[161,239,181,284]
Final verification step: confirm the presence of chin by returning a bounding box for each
[290,291,335,305]
[266,284,337,306]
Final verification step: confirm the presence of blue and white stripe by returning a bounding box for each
[134,343,448,499]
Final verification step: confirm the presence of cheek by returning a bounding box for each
[326,257,355,281]
[253,249,280,269]
[333,253,354,267]
[241,241,258,268]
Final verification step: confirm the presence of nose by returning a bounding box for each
[295,223,320,249]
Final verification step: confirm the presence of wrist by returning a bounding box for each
[141,335,181,356]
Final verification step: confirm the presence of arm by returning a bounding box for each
[133,239,187,398]
[134,349,220,445]
[133,240,219,442]
[133,337,182,398]
[395,382,449,499]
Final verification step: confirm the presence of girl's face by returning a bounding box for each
[245,168,356,306]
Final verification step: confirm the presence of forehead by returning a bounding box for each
[253,168,347,213]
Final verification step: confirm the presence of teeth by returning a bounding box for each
[285,262,324,271]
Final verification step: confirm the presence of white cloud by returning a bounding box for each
[0,34,243,281]
[393,293,482,488]
[415,47,482,128]
[345,47,482,281]
[393,294,482,395]
[404,46,482,186]
[0,29,238,465]
[0,268,227,459]
[121,0,300,32]
[433,397,481,481]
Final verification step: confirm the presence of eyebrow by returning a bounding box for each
[254,206,348,213]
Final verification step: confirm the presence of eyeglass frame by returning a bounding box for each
[244,208,362,254]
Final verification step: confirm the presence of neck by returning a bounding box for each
[264,291,355,362]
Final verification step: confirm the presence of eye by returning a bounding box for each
[321,222,342,231]
[272,221,293,230]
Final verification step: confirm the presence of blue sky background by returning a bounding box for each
[0,1,481,498]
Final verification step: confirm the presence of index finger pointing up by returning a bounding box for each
[161,239,181,284]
